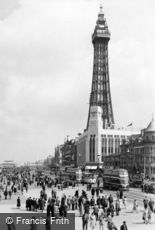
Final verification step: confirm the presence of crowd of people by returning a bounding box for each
[24,183,129,230]
[1,170,155,230]
[142,196,155,224]
[0,172,29,201]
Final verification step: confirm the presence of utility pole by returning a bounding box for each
[144,155,145,179]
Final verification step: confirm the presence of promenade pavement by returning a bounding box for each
[0,185,155,229]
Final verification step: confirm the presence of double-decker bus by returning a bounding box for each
[98,168,129,191]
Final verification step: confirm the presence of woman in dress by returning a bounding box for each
[133,199,138,212]
[99,212,105,230]
[90,212,96,230]
[147,207,152,224]
[142,208,147,224]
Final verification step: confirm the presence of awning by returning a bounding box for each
[85,165,102,170]
[85,166,97,170]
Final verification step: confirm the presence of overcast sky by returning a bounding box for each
[0,0,155,164]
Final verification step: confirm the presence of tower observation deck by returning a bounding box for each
[87,6,114,129]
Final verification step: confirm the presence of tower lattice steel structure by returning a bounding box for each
[87,6,114,129]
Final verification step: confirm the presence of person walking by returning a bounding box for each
[45,216,51,230]
[109,203,115,217]
[147,207,152,224]
[120,221,128,230]
[142,208,147,224]
[115,199,121,216]
[132,199,138,212]
[99,212,105,230]
[91,188,95,196]
[67,196,71,210]
[116,190,120,200]
[143,196,149,210]
[108,194,113,206]
[90,196,95,208]
[107,221,118,230]
[148,198,154,212]
[90,212,96,230]
[96,196,101,209]
[122,196,127,209]
[93,204,99,221]
[120,190,123,200]
[4,189,8,200]
[82,212,89,230]
[17,197,21,209]
[8,190,12,199]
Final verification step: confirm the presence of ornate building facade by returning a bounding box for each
[119,118,155,178]
[55,139,77,167]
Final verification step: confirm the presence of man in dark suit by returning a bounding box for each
[120,221,128,230]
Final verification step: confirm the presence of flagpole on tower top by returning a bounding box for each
[99,0,104,8]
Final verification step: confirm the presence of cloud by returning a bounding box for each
[0,0,20,20]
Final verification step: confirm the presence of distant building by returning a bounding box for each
[61,139,77,167]
[54,139,77,167]
[25,160,44,170]
[1,160,17,171]
[55,145,63,166]
[43,155,54,169]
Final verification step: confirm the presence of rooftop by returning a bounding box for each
[145,117,155,132]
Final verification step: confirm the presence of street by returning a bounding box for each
[1,184,155,229]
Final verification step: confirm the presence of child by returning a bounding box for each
[148,207,152,224]
[123,196,127,209]
[142,209,147,224]
[133,199,138,212]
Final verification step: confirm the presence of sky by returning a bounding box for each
[0,0,155,164]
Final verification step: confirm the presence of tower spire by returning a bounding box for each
[152,113,154,121]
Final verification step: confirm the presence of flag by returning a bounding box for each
[127,123,133,127]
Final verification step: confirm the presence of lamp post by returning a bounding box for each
[144,155,145,179]
[127,148,130,172]
[97,154,100,174]
[60,170,62,184]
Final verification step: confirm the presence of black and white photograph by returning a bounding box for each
[0,0,155,229]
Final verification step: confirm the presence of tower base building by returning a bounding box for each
[77,106,139,167]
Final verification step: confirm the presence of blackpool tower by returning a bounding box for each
[77,5,139,166]
[87,5,114,129]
